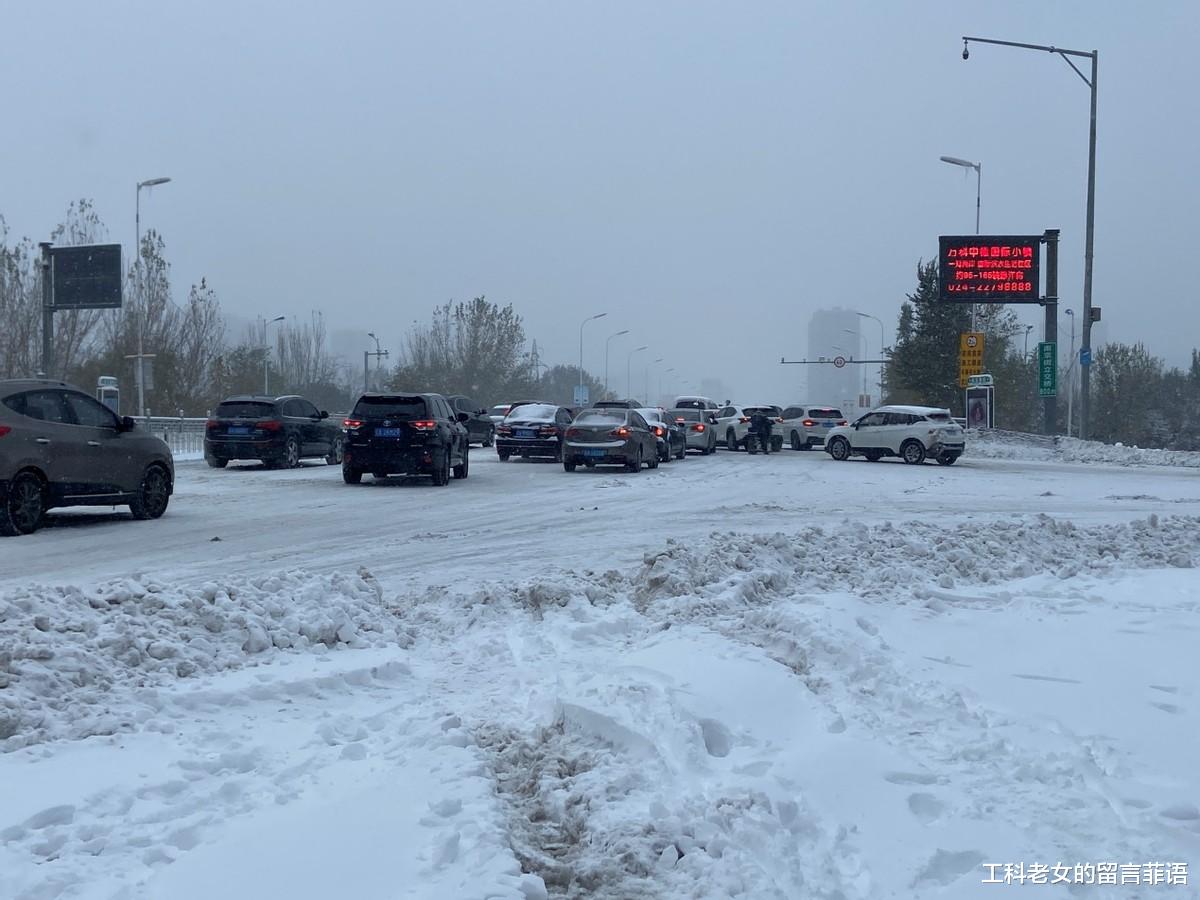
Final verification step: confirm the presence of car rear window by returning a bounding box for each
[674,399,706,410]
[744,406,781,416]
[352,396,428,419]
[671,409,702,421]
[926,412,952,422]
[504,404,557,421]
[807,407,843,418]
[216,401,274,418]
[575,411,625,425]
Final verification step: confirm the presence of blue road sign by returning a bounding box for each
[1079,347,1092,367]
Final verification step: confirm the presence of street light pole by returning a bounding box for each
[627,346,647,400]
[263,315,285,395]
[963,34,1098,439]
[365,331,388,392]
[1024,324,1034,359]
[134,176,171,422]
[644,357,663,404]
[940,155,981,331]
[578,313,606,405]
[604,329,630,398]
[855,312,886,403]
[1064,309,1076,437]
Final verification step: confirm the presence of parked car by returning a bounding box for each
[824,405,966,465]
[205,395,343,469]
[0,378,174,535]
[341,392,470,485]
[713,404,785,452]
[637,408,687,462]
[488,403,513,423]
[779,404,848,451]
[672,395,720,412]
[495,403,572,461]
[447,395,495,446]
[669,408,718,454]
[563,408,659,472]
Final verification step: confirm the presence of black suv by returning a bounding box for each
[342,392,470,485]
[205,395,344,469]
[446,395,495,446]
[1,379,174,535]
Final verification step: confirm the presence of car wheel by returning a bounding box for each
[283,435,301,468]
[206,456,228,468]
[649,447,660,469]
[0,471,46,536]
[827,436,851,461]
[129,464,171,520]
[726,430,738,451]
[627,446,642,473]
[435,449,451,485]
[498,451,510,461]
[325,436,344,465]
[483,428,494,448]
[790,431,802,451]
[901,440,927,465]
[937,453,959,466]
[343,466,363,484]
[676,444,686,460]
[563,459,577,472]
[453,445,469,479]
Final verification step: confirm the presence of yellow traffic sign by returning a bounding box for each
[958,332,985,387]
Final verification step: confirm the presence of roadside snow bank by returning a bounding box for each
[968,428,1200,468]
[0,568,411,750]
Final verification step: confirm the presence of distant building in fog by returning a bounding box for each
[807,308,866,410]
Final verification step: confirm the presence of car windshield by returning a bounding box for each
[574,411,625,425]
[926,411,952,422]
[352,396,427,419]
[744,406,780,417]
[216,401,274,418]
[504,404,557,421]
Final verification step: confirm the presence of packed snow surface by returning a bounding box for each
[1,448,1198,899]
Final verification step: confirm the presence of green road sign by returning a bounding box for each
[1038,341,1057,397]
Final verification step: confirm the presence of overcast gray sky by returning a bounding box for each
[3,0,1196,401]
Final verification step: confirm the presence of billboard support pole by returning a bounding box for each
[39,242,54,379]
[1042,229,1059,436]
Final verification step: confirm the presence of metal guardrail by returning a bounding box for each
[141,416,208,456]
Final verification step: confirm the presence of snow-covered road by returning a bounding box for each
[2,448,1198,899]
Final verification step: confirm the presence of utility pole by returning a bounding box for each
[1043,229,1059,436]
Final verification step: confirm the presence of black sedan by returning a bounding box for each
[563,409,659,473]
[341,392,469,485]
[495,403,572,461]
[205,395,343,468]
[447,395,495,446]
[638,408,687,463]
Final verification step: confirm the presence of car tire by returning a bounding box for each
[937,453,959,466]
[325,437,344,465]
[649,447,660,469]
[676,445,686,460]
[483,428,494,448]
[0,470,46,536]
[827,436,851,461]
[790,431,802,451]
[498,451,510,461]
[283,436,301,469]
[627,447,642,473]
[901,440,927,465]
[726,430,738,451]
[433,449,451,485]
[453,446,469,479]
[129,464,171,520]
[206,456,228,468]
[343,466,363,484]
[563,459,577,472]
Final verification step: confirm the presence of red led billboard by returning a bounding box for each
[938,235,1041,303]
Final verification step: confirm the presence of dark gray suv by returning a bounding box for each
[0,379,175,535]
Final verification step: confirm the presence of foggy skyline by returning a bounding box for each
[3,1,1197,401]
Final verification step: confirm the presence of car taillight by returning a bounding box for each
[343,418,363,429]
[802,419,815,427]
[610,427,629,438]
[258,419,283,432]
[739,416,750,424]
[497,425,513,436]
[411,420,436,431]
[692,423,705,432]
[205,419,218,430]
[0,425,10,438]
[538,425,557,435]
[652,425,664,436]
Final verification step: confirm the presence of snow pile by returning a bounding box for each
[968,428,1200,468]
[0,568,412,750]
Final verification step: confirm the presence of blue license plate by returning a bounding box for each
[516,429,536,438]
[227,426,250,435]
[822,422,834,428]
[376,427,402,438]
[583,449,605,457]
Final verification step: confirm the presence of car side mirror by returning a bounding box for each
[320,410,329,419]
[118,415,137,432]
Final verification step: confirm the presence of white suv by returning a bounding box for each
[824,405,965,465]
[779,404,848,450]
[713,404,784,452]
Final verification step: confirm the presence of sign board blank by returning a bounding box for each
[50,244,123,309]
[939,235,1041,303]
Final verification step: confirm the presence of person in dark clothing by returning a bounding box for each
[748,410,773,454]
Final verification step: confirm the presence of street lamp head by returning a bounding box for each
[271,315,285,323]
[1064,308,1074,316]
[940,155,978,170]
[591,313,607,322]
[633,345,647,353]
[138,177,172,188]
[367,331,376,338]
[962,40,969,60]
[616,329,630,337]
